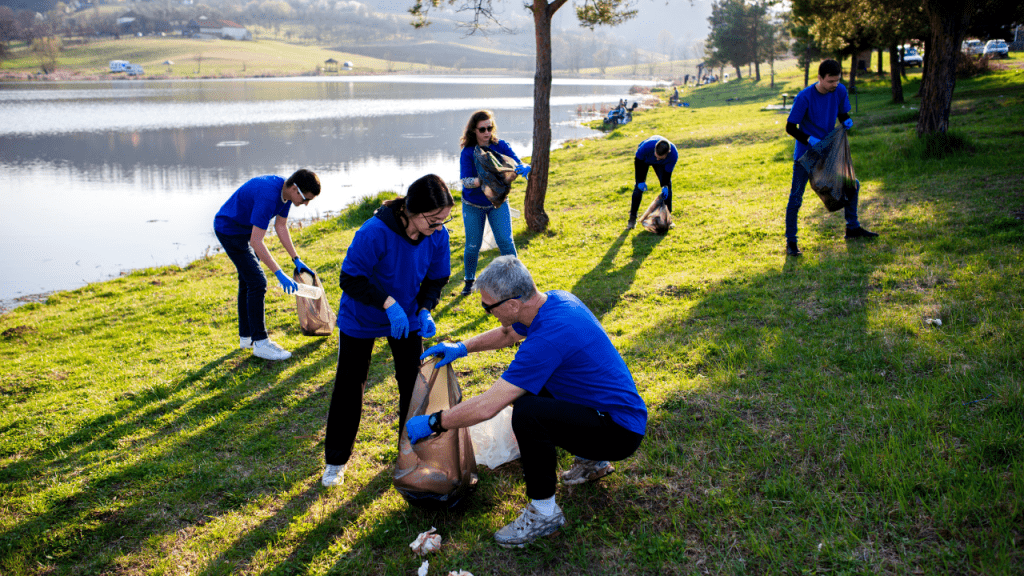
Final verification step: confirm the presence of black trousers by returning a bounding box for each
[630,158,672,217]
[324,330,422,466]
[512,394,644,500]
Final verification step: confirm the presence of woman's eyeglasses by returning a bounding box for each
[482,295,520,314]
[421,214,454,229]
[477,125,494,133]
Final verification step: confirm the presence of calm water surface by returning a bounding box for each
[0,75,643,306]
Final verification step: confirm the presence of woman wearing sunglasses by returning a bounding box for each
[458,109,531,296]
[321,174,455,487]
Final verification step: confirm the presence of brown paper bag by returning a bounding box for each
[394,359,478,510]
[293,270,335,336]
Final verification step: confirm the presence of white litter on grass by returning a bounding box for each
[410,527,442,555]
[418,560,429,576]
[925,318,943,326]
[447,571,475,576]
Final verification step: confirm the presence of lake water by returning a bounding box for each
[0,75,644,308]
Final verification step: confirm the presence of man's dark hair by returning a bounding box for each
[818,59,842,78]
[286,168,321,196]
[655,139,671,157]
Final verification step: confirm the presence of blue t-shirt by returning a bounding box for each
[635,136,678,173]
[336,216,451,338]
[502,290,647,435]
[788,82,851,160]
[460,139,521,206]
[214,175,291,235]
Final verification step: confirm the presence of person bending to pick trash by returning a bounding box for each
[213,168,321,361]
[784,58,878,256]
[321,174,454,487]
[628,135,677,230]
[410,256,647,548]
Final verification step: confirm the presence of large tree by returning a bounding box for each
[916,0,975,135]
[409,0,637,232]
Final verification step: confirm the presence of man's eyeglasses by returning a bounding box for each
[477,125,494,133]
[482,295,520,314]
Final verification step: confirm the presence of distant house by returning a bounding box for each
[194,17,251,40]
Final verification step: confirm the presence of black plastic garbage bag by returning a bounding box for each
[473,145,519,208]
[797,128,858,212]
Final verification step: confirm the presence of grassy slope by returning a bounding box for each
[1,62,1022,575]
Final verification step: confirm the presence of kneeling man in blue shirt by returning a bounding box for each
[411,256,647,548]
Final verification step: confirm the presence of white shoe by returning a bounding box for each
[240,336,253,349]
[322,463,346,487]
[252,338,291,361]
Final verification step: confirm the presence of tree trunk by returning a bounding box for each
[848,50,858,94]
[734,65,742,80]
[877,47,885,76]
[917,0,975,135]
[888,40,904,103]
[754,59,760,81]
[523,1,565,232]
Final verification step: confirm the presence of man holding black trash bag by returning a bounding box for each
[409,256,647,548]
[784,59,878,256]
[627,135,677,230]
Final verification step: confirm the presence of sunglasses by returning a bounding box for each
[476,125,494,133]
[482,295,520,314]
[294,185,311,205]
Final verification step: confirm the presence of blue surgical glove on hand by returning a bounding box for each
[275,270,297,294]
[406,415,433,444]
[419,341,467,367]
[661,186,671,200]
[417,309,436,338]
[637,182,647,193]
[808,136,821,147]
[843,118,853,130]
[515,164,531,177]
[293,256,314,277]
[385,302,410,339]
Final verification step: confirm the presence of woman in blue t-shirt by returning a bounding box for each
[321,174,454,487]
[458,110,531,296]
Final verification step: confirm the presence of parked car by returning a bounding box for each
[109,59,129,73]
[961,39,983,56]
[125,64,145,76]
[900,46,923,67]
[983,39,1009,59]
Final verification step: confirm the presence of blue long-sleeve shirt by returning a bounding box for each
[460,139,521,206]
[635,136,678,175]
[787,82,851,161]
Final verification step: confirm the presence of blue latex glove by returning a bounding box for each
[808,136,821,147]
[843,118,853,130]
[406,414,433,444]
[275,270,297,294]
[661,186,671,200]
[420,341,467,367]
[418,309,436,338]
[515,164,531,177]
[385,302,410,339]
[637,182,647,193]
[293,256,314,277]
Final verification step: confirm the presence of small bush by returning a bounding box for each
[956,52,990,79]
[629,85,651,95]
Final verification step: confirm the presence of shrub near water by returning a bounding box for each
[0,64,1022,575]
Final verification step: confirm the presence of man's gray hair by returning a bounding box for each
[476,256,537,300]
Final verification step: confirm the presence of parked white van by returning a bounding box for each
[109,60,129,73]
[125,64,145,76]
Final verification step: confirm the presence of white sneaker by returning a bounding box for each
[494,503,566,548]
[240,336,253,349]
[322,463,346,487]
[252,338,291,361]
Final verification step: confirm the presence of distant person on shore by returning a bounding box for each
[411,256,647,548]
[459,110,530,296]
[213,169,321,361]
[627,135,678,230]
[784,59,877,256]
[321,174,454,487]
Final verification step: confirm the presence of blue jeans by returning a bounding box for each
[786,161,860,243]
[462,201,516,281]
[215,230,269,342]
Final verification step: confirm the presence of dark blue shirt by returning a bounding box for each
[503,290,647,435]
[635,136,678,174]
[788,82,851,160]
[460,139,521,206]
[214,175,291,235]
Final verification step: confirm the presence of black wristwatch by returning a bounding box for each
[427,411,446,434]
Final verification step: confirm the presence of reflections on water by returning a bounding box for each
[0,75,644,305]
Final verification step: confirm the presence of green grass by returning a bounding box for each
[2,60,1023,575]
